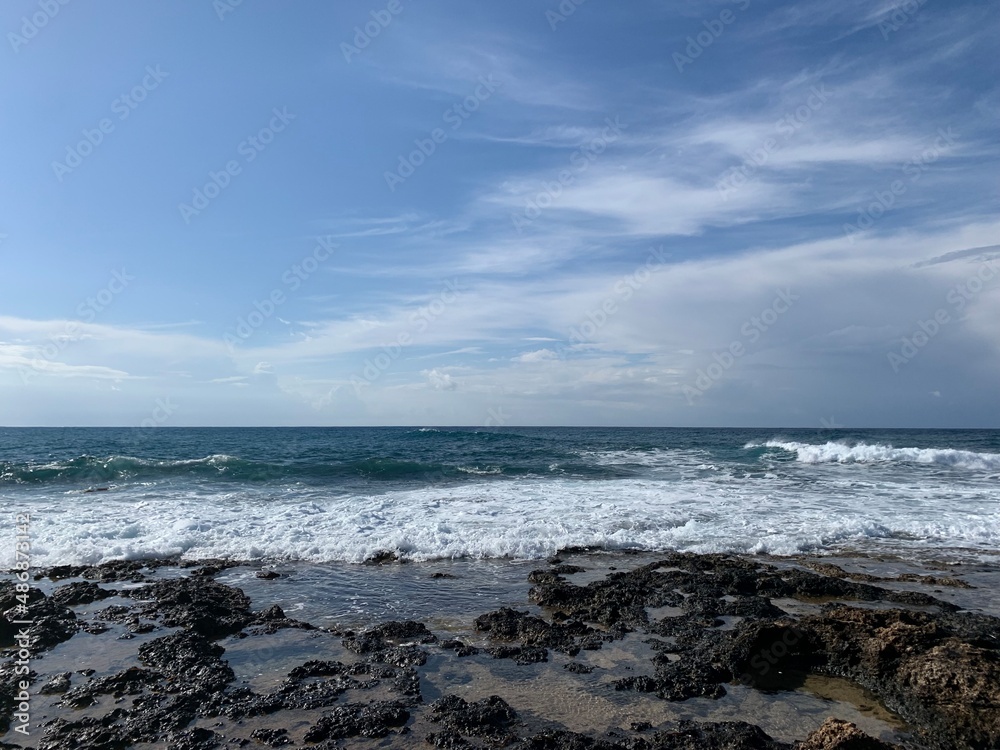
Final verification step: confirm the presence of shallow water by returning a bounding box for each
[4,549,974,747]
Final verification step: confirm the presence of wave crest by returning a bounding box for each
[756,440,1000,470]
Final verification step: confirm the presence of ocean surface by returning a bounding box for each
[2,427,999,569]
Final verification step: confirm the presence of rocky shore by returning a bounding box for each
[2,552,998,749]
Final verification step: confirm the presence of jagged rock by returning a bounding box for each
[796,718,900,749]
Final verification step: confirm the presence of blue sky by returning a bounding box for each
[1,0,998,427]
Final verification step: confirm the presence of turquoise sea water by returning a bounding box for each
[1,427,998,566]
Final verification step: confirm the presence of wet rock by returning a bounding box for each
[62,667,161,706]
[364,550,401,565]
[441,639,480,656]
[81,559,150,582]
[245,604,317,635]
[250,727,291,746]
[0,675,18,736]
[287,659,347,679]
[723,621,818,689]
[431,572,459,579]
[131,577,252,637]
[50,581,116,606]
[303,700,409,742]
[564,662,594,674]
[797,606,1000,749]
[795,718,900,749]
[137,630,235,694]
[430,694,519,744]
[190,565,221,577]
[529,554,956,635]
[167,726,221,749]
[37,559,151,582]
[487,645,549,664]
[123,692,202,741]
[552,564,587,575]
[801,561,973,590]
[94,603,133,622]
[206,685,284,719]
[374,619,438,643]
[39,671,72,694]
[643,720,788,749]
[342,620,436,666]
[426,729,474,748]
[1,584,78,652]
[39,713,131,750]
[255,569,280,580]
[274,675,356,710]
[475,606,598,654]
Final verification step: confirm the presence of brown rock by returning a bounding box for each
[797,718,899,749]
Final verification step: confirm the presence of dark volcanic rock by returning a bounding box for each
[39,671,72,695]
[342,619,436,666]
[430,694,519,743]
[137,630,235,694]
[1,583,78,651]
[250,727,291,746]
[50,581,116,606]
[441,639,481,656]
[303,700,409,742]
[167,726,221,749]
[487,644,549,664]
[516,720,787,749]
[39,713,131,750]
[6,552,996,750]
[475,606,600,655]
[61,667,161,707]
[364,550,401,565]
[131,576,252,637]
[528,554,956,632]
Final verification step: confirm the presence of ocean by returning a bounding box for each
[2,427,999,570]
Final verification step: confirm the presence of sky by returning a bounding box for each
[1,0,998,428]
